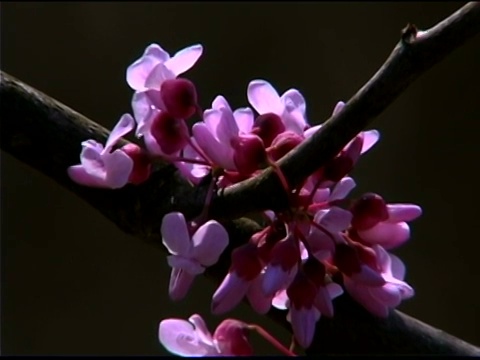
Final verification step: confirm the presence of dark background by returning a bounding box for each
[1,2,479,355]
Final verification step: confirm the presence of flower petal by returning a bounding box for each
[161,212,192,256]
[315,206,352,233]
[159,318,217,356]
[168,266,197,301]
[192,122,235,169]
[67,165,107,188]
[289,307,317,348]
[80,142,106,179]
[104,149,134,188]
[272,289,289,310]
[358,222,410,249]
[332,101,345,116]
[217,108,239,144]
[361,130,380,154]
[281,89,306,116]
[211,272,249,315]
[192,220,229,266]
[386,204,422,223]
[144,63,175,90]
[105,114,135,152]
[165,44,203,76]
[389,253,406,281]
[246,273,272,314]
[126,54,161,91]
[233,107,254,134]
[212,95,232,111]
[247,79,284,115]
[329,177,356,201]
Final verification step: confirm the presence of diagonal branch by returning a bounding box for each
[1,2,480,355]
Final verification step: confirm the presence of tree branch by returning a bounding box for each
[1,2,480,355]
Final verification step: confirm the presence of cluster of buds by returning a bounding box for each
[68,42,422,356]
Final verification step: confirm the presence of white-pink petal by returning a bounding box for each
[104,113,135,152]
[386,204,422,223]
[358,222,410,249]
[212,272,249,315]
[289,307,317,348]
[247,79,284,115]
[144,63,175,90]
[165,44,203,77]
[329,177,356,201]
[360,130,380,154]
[161,212,192,256]
[168,266,197,301]
[103,149,134,188]
[233,108,254,134]
[192,220,229,267]
[67,165,107,188]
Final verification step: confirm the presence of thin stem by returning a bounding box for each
[247,324,297,356]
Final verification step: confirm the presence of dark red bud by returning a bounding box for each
[350,193,389,230]
[252,113,286,147]
[231,135,266,175]
[303,257,327,287]
[270,237,300,271]
[323,153,354,182]
[160,78,198,119]
[213,319,253,356]
[266,131,303,161]
[150,112,189,155]
[286,271,318,309]
[122,143,152,185]
[231,243,263,281]
[333,243,362,276]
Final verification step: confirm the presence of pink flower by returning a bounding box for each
[247,80,308,135]
[192,96,255,171]
[126,43,203,92]
[161,212,229,301]
[67,114,135,189]
[343,245,414,317]
[351,194,423,249]
[158,314,253,356]
[212,243,271,315]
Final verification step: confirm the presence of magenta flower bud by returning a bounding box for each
[231,134,266,175]
[323,154,354,182]
[160,78,198,119]
[351,193,389,230]
[266,131,303,161]
[286,271,318,310]
[213,319,253,356]
[333,243,362,277]
[252,112,286,147]
[230,243,263,281]
[151,111,189,155]
[121,143,152,185]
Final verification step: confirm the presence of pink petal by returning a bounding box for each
[314,286,335,317]
[360,130,380,154]
[389,253,406,281]
[143,43,170,62]
[167,255,205,275]
[211,272,249,315]
[315,206,353,233]
[131,92,153,137]
[158,318,217,356]
[217,108,239,144]
[126,54,161,91]
[103,149,134,188]
[188,314,214,346]
[350,265,386,287]
[329,177,356,201]
[344,134,364,164]
[203,109,223,140]
[144,63,175,90]
[80,143,106,179]
[192,123,235,169]
[369,283,401,308]
[165,44,203,76]
[386,204,422,223]
[289,307,317,348]
[246,273,273,314]
[327,282,344,299]
[332,101,345,116]
[161,212,192,256]
[358,222,410,249]
[313,188,331,203]
[272,289,289,310]
[247,80,284,115]
[212,95,232,111]
[233,108,254,134]
[344,278,389,318]
[168,266,197,301]
[144,126,167,156]
[104,114,135,152]
[262,265,292,296]
[192,220,229,266]
[303,124,322,138]
[281,89,306,116]
[67,165,107,188]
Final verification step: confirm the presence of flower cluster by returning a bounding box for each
[68,42,422,356]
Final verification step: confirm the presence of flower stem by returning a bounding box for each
[247,324,297,356]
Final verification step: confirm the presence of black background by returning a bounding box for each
[1,2,479,355]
